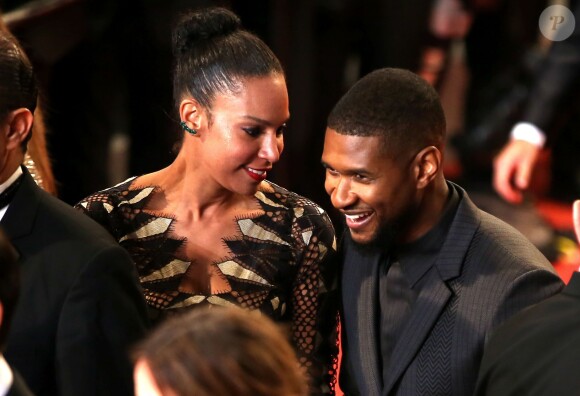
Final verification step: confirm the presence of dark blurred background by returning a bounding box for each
[3,0,580,267]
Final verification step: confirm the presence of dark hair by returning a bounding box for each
[133,307,308,396]
[0,30,38,120]
[327,68,446,158]
[171,7,284,111]
[0,226,20,350]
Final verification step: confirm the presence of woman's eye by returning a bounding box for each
[242,127,261,137]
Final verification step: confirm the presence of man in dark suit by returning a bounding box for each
[320,68,564,396]
[474,199,580,395]
[0,31,149,395]
[0,227,33,396]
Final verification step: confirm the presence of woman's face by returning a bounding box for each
[197,74,289,196]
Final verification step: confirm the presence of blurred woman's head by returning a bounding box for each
[133,307,308,396]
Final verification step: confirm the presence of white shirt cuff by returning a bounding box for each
[510,122,547,147]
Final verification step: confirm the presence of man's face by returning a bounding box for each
[321,128,419,246]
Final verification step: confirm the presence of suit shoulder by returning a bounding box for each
[471,209,553,271]
[37,190,122,248]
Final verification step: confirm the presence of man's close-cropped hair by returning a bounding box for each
[327,68,446,157]
[0,31,37,120]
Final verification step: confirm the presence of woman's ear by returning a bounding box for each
[179,98,204,133]
[5,108,33,150]
[413,146,442,189]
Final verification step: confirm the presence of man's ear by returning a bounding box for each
[5,108,33,150]
[413,146,442,189]
[179,98,205,134]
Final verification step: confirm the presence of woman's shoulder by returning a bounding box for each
[75,176,157,211]
[258,180,325,211]
[258,180,334,230]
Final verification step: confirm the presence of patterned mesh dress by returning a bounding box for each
[76,177,339,395]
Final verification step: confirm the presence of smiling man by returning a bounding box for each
[321,68,564,396]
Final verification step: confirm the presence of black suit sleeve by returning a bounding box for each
[522,0,580,132]
[55,245,149,396]
[489,268,563,339]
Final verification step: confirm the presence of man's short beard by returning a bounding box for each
[346,218,397,255]
[346,204,417,255]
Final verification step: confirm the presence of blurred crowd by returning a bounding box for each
[2,0,578,250]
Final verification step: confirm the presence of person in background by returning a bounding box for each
[75,7,338,395]
[0,30,149,395]
[0,12,56,195]
[133,307,308,396]
[321,67,564,396]
[474,199,580,395]
[493,0,580,204]
[0,226,33,396]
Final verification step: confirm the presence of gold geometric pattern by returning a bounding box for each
[217,260,271,286]
[237,218,290,246]
[140,258,190,283]
[75,178,339,395]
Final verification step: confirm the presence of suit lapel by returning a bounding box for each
[341,236,382,396]
[382,271,451,394]
[383,183,480,394]
[563,271,580,297]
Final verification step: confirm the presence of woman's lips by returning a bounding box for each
[245,167,268,181]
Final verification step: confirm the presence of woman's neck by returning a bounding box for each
[139,154,255,222]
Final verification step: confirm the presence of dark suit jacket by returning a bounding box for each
[474,271,580,396]
[339,183,564,396]
[3,169,149,396]
[7,369,34,396]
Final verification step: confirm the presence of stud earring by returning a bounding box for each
[180,121,197,135]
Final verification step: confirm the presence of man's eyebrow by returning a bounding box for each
[320,162,370,175]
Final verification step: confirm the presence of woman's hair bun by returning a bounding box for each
[172,7,242,55]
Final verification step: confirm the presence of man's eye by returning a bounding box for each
[354,174,369,182]
[242,127,261,137]
[276,124,287,136]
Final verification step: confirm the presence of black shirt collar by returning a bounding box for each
[394,182,460,287]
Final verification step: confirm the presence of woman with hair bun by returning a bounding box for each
[76,7,338,395]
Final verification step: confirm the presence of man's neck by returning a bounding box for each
[401,176,450,244]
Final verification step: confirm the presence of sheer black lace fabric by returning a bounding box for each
[76,177,339,395]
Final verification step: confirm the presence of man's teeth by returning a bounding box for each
[345,213,371,222]
[248,168,265,175]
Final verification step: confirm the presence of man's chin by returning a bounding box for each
[349,233,374,247]
[347,225,394,252]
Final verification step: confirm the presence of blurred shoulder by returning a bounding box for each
[259,180,332,219]
[258,180,336,243]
